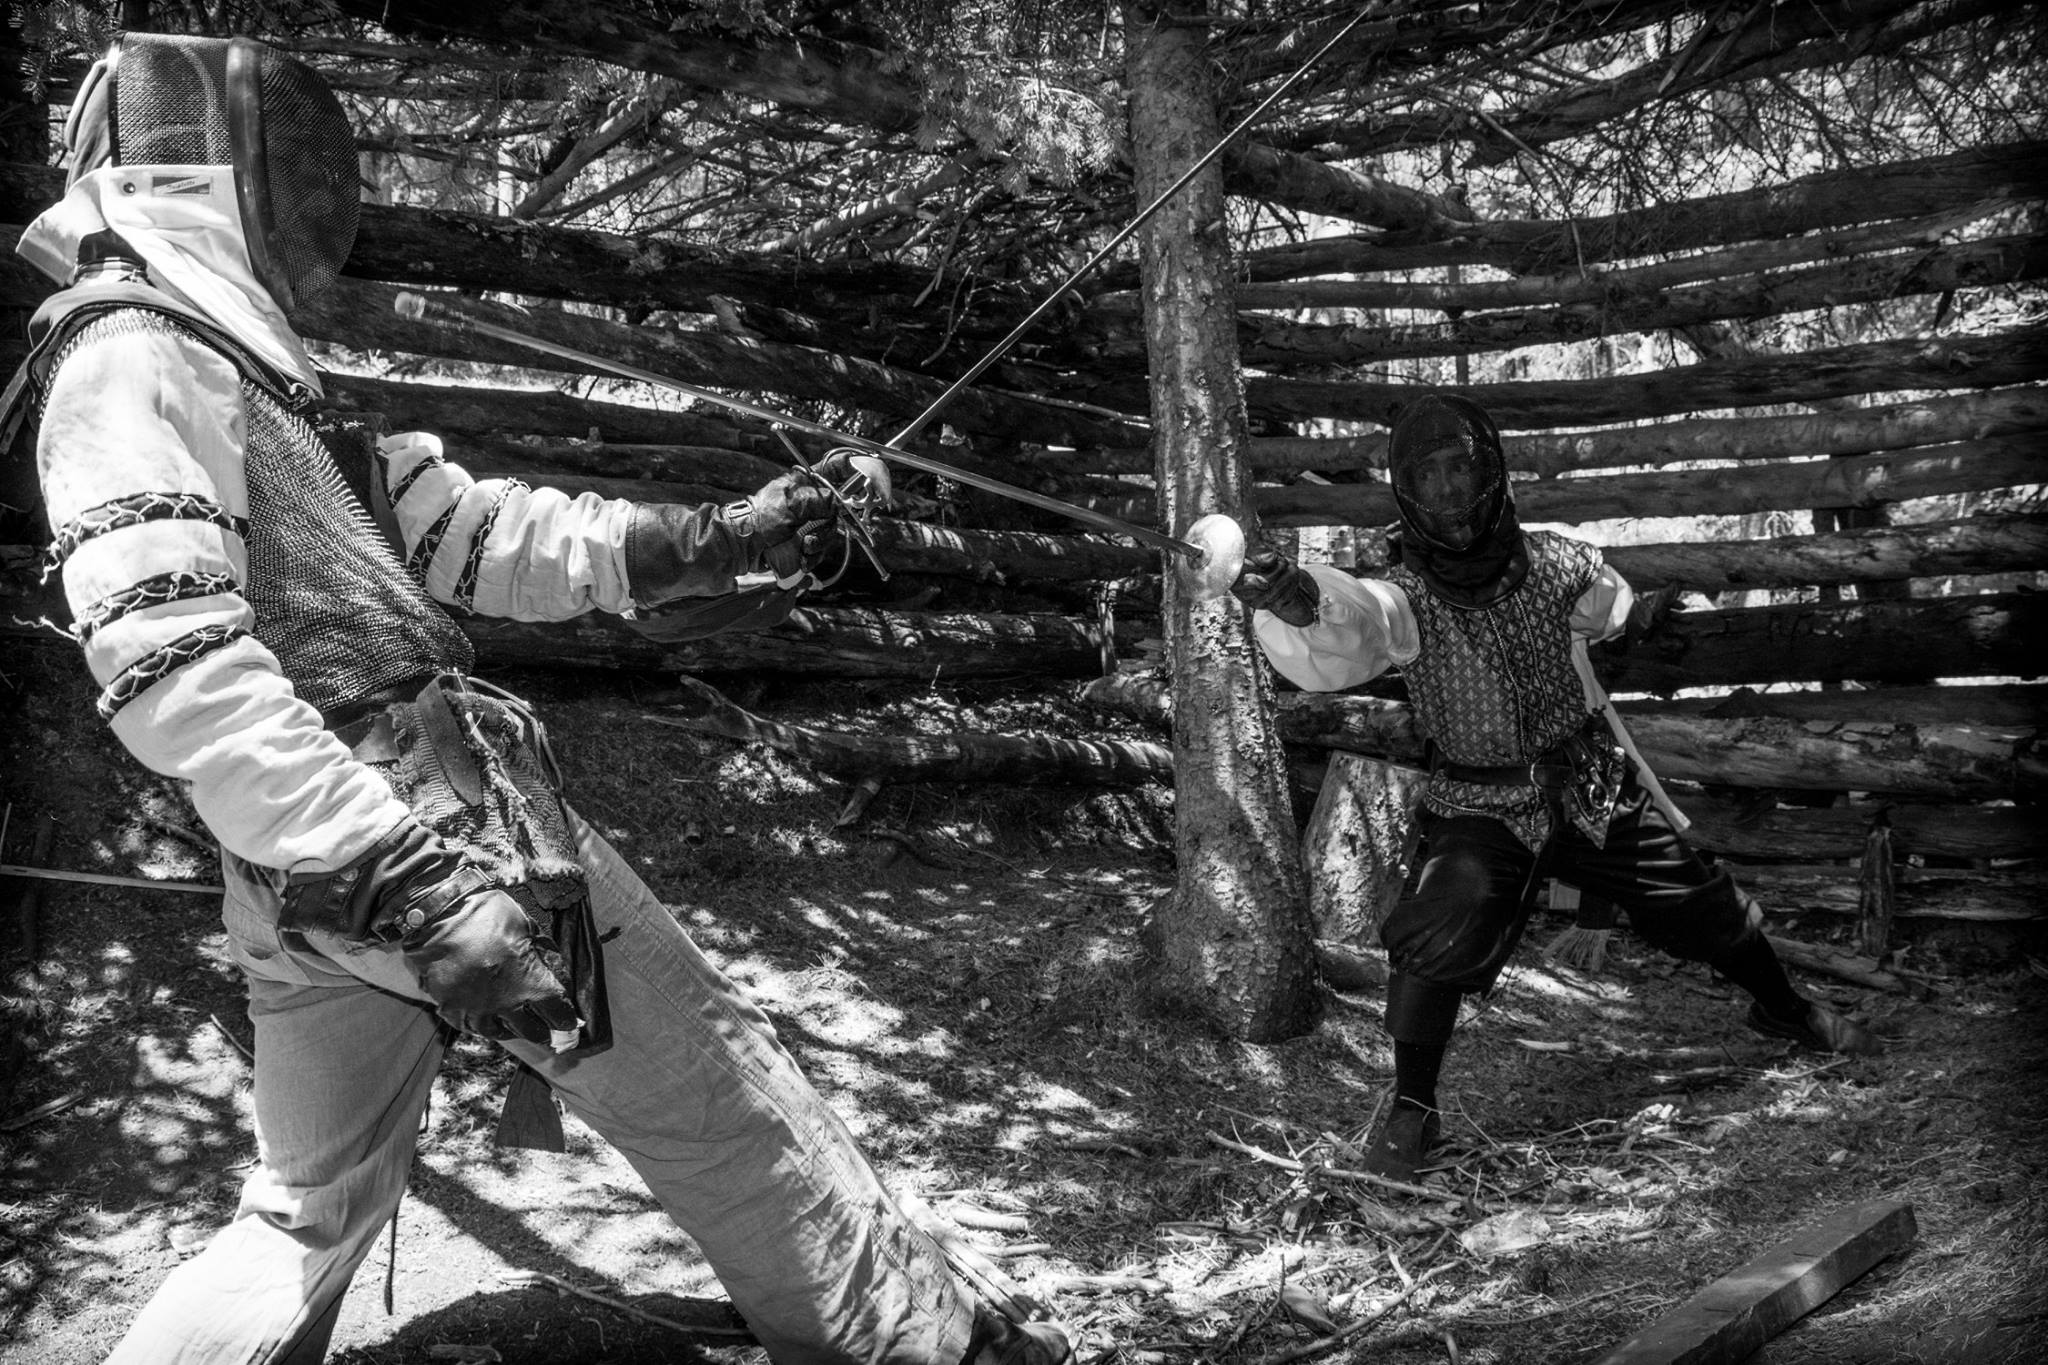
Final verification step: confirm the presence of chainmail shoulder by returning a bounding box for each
[52,309,473,715]
[239,381,474,714]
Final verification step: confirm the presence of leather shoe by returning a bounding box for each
[1747,1000,1882,1056]
[967,1306,1072,1365]
[1363,1105,1441,1183]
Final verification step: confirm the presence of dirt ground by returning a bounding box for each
[3,643,2045,1365]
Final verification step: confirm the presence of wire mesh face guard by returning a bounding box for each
[105,33,359,311]
[1388,394,1510,552]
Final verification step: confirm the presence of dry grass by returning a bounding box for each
[2,656,2043,1363]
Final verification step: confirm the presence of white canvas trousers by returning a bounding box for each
[106,810,974,1364]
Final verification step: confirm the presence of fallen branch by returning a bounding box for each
[0,863,224,895]
[497,1269,753,1338]
[1205,1130,1485,1211]
[1042,1270,1170,1295]
[1764,933,1928,996]
[0,1090,85,1133]
[209,1013,253,1065]
[1246,1266,1452,1365]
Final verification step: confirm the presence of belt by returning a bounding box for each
[1436,757,1577,790]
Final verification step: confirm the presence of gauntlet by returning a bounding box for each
[283,815,581,1048]
[1230,547,1321,627]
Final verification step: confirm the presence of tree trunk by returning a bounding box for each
[1126,1,1318,1042]
[1301,754,1427,947]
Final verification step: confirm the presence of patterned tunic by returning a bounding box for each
[1253,532,1633,853]
[1387,533,1602,850]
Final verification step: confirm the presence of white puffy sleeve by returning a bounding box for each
[378,431,642,620]
[1252,565,1418,692]
[1570,562,1633,643]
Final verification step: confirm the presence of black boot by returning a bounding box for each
[1747,999,1881,1055]
[1363,1104,1442,1183]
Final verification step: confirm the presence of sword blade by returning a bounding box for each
[393,292,1201,561]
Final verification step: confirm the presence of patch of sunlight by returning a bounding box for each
[127,1035,242,1102]
[903,1028,961,1059]
[95,942,134,985]
[1233,1044,1286,1084]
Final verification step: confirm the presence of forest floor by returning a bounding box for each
[2,644,2045,1365]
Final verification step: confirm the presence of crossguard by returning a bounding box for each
[771,429,892,586]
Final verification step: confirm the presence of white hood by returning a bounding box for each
[19,164,324,396]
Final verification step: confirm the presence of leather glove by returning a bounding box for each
[732,457,852,580]
[1625,583,1682,646]
[1230,547,1321,627]
[399,871,583,1047]
[282,818,579,1048]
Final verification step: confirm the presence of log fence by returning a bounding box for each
[2,129,2040,955]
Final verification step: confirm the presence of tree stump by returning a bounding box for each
[1300,753,1428,947]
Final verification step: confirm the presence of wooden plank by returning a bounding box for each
[1592,1199,1917,1365]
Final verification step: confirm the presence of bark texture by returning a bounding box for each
[1125,1,1319,1042]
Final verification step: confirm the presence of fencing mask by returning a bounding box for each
[69,32,359,311]
[1387,394,1527,606]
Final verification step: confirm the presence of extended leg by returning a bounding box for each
[107,959,445,1363]
[1369,815,1537,1180]
[505,813,980,1364]
[1562,781,1879,1056]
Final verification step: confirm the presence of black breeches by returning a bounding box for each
[1379,777,1762,1004]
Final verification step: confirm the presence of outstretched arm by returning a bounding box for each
[378,433,841,619]
[1237,557,1419,693]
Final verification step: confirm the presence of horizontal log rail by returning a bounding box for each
[1080,672,2042,799]
[1740,863,2046,923]
[460,604,1147,679]
[1024,389,2047,477]
[1088,436,2043,529]
[1243,323,2048,429]
[1603,515,2048,595]
[1210,141,2048,281]
[448,444,2048,594]
[1096,210,2026,320]
[1679,795,2046,864]
[1601,591,2046,692]
[1086,233,2048,368]
[1227,236,2048,368]
[1640,682,2048,730]
[298,276,1145,449]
